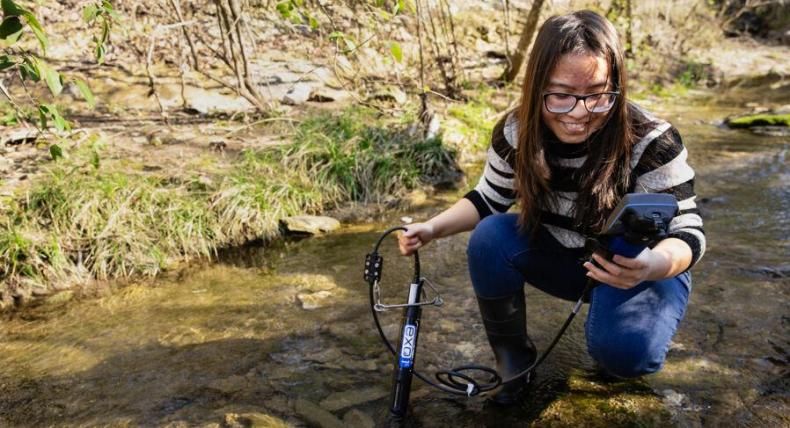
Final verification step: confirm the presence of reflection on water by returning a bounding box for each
[0,97,788,426]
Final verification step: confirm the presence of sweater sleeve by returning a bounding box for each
[632,126,706,269]
[463,113,518,219]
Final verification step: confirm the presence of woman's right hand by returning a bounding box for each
[398,222,435,256]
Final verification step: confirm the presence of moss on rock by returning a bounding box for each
[726,113,790,128]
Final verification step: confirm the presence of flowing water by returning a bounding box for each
[0,95,788,427]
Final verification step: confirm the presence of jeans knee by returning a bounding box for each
[587,332,666,378]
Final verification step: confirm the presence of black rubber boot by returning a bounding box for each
[476,291,537,405]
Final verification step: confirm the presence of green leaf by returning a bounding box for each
[20,58,40,81]
[74,79,95,108]
[37,60,63,96]
[1,0,26,17]
[276,1,292,19]
[0,54,14,71]
[390,41,403,63]
[22,11,48,52]
[0,16,23,40]
[308,14,318,30]
[90,149,100,169]
[94,39,106,64]
[37,104,48,128]
[1,111,17,126]
[83,4,98,22]
[49,144,63,161]
[49,105,68,132]
[38,104,70,132]
[100,20,110,44]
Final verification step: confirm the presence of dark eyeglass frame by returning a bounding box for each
[542,91,620,114]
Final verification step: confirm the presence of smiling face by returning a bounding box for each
[541,52,613,144]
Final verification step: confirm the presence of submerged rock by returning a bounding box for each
[297,290,333,310]
[319,387,389,412]
[280,215,341,235]
[294,399,345,428]
[224,412,290,428]
[343,409,375,428]
[750,126,790,137]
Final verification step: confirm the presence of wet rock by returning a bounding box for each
[334,55,356,79]
[740,265,790,278]
[369,86,407,105]
[382,323,400,339]
[281,83,313,105]
[358,47,389,78]
[725,112,790,129]
[1,128,38,145]
[282,273,338,292]
[224,412,290,428]
[698,196,729,205]
[343,409,375,428]
[208,375,248,394]
[660,389,687,407]
[294,398,344,428]
[749,126,790,137]
[319,386,389,412]
[265,69,309,84]
[454,341,478,360]
[304,347,343,363]
[258,83,291,103]
[309,88,351,103]
[297,290,333,310]
[182,87,252,115]
[338,358,378,372]
[323,321,363,339]
[162,421,191,428]
[280,215,341,235]
[404,189,428,207]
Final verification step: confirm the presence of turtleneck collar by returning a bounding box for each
[542,126,589,158]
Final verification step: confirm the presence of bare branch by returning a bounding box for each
[168,0,200,71]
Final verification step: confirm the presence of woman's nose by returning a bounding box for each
[566,98,589,118]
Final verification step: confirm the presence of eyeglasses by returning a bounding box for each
[543,91,620,114]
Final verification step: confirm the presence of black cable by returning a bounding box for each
[365,227,596,397]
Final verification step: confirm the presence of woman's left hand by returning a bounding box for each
[583,250,661,289]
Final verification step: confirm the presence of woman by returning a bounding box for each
[398,10,705,405]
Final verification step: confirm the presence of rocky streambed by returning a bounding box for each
[0,96,788,427]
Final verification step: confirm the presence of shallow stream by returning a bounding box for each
[1,95,788,427]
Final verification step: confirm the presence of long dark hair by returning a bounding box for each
[515,10,634,235]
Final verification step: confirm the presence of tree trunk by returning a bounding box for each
[624,0,633,58]
[502,0,545,83]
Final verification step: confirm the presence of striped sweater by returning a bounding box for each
[464,104,706,268]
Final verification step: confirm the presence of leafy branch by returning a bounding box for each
[1,0,114,157]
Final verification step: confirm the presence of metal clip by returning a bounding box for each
[373,277,444,311]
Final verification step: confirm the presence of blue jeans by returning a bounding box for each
[467,214,691,378]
